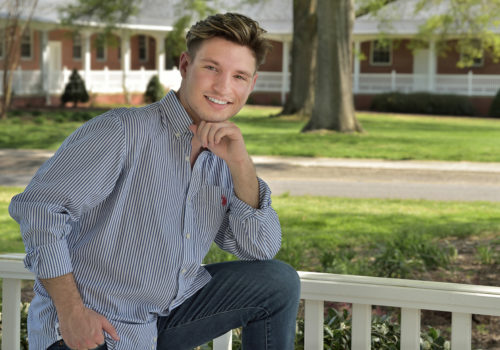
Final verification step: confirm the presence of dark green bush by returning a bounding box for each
[371,92,476,116]
[61,69,89,107]
[144,75,166,103]
[488,88,500,118]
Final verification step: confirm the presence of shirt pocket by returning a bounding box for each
[191,185,231,243]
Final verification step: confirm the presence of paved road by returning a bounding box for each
[2,150,500,202]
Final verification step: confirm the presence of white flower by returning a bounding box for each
[444,341,451,350]
[423,340,431,350]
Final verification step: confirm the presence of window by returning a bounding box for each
[73,34,82,60]
[20,29,32,59]
[138,35,148,61]
[96,37,106,61]
[460,40,484,68]
[370,40,392,66]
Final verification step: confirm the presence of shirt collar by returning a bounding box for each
[159,90,193,137]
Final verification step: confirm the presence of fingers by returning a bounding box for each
[193,121,240,148]
[101,317,120,341]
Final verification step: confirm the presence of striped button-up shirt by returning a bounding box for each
[9,90,281,350]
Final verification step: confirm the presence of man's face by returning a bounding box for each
[177,37,258,124]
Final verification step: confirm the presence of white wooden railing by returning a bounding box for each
[2,253,500,350]
[3,68,500,99]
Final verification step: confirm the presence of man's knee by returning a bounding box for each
[260,260,301,302]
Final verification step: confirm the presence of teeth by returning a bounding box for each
[207,96,228,105]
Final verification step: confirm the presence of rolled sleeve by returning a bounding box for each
[9,110,126,280]
[217,177,282,260]
[24,239,73,279]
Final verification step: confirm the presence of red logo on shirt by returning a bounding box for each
[221,195,227,206]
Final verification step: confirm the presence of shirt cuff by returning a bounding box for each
[230,177,273,221]
[24,239,73,279]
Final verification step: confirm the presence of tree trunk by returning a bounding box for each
[278,0,317,116]
[302,0,362,133]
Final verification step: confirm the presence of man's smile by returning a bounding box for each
[206,95,232,105]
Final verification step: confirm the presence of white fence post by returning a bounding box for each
[391,70,396,91]
[213,331,232,350]
[452,312,472,350]
[352,303,371,350]
[468,71,473,96]
[401,308,421,349]
[2,278,22,350]
[304,299,324,350]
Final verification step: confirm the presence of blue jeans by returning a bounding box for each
[157,259,301,350]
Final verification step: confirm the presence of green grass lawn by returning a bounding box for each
[3,186,499,278]
[1,106,500,161]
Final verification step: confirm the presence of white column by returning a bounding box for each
[281,40,290,105]
[155,35,165,82]
[428,39,436,92]
[82,31,92,91]
[354,40,361,93]
[40,30,51,105]
[121,32,131,93]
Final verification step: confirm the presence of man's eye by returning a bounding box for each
[205,66,216,71]
[235,75,247,81]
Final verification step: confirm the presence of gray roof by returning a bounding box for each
[5,0,292,37]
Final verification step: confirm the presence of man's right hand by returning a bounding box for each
[40,273,119,349]
[58,305,119,349]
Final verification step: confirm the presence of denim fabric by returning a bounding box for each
[47,340,107,350]
[157,260,301,350]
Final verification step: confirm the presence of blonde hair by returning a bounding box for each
[186,12,272,68]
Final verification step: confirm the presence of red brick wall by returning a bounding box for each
[259,40,282,72]
[437,40,500,74]
[360,39,413,73]
[131,35,156,70]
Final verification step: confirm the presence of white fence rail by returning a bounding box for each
[2,68,500,99]
[2,254,500,350]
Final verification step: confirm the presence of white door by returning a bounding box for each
[48,41,62,92]
[413,49,429,91]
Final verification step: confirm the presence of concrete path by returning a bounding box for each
[1,150,500,202]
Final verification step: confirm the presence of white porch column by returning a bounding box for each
[82,31,92,91]
[428,39,436,92]
[155,34,165,82]
[40,30,50,105]
[121,31,131,93]
[354,40,361,93]
[281,40,290,105]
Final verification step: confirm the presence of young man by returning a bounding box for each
[9,13,300,350]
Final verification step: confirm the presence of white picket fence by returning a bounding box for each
[2,67,500,99]
[2,253,500,349]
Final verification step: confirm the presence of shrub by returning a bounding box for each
[489,88,500,118]
[371,92,476,116]
[144,75,166,103]
[61,69,89,107]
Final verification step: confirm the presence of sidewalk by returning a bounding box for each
[1,149,500,201]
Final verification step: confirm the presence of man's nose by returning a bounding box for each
[213,72,232,94]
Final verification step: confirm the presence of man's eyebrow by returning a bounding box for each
[200,58,254,77]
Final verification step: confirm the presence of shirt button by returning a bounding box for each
[185,155,190,162]
[175,132,180,139]
[186,233,191,239]
[181,268,187,274]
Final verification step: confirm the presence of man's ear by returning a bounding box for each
[179,51,191,78]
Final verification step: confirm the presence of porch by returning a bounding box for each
[2,253,500,350]
[2,67,499,107]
